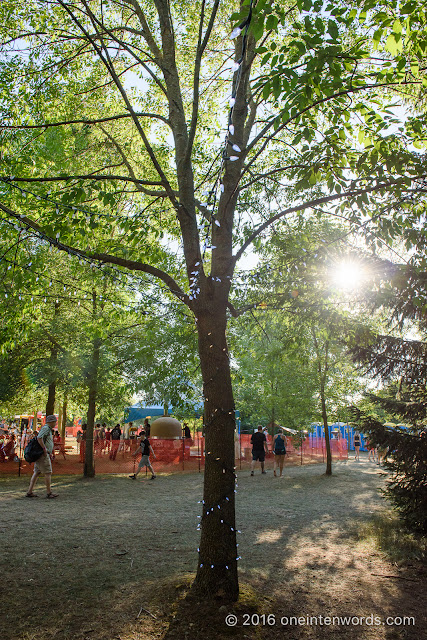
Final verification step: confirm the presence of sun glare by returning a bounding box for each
[332,261,364,290]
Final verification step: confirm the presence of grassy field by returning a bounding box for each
[1,455,425,640]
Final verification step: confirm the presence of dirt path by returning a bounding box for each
[0,454,425,640]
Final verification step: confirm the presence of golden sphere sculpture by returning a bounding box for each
[150,417,182,439]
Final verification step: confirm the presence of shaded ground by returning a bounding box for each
[1,454,425,640]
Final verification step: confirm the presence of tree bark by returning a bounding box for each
[84,290,101,478]
[45,379,56,417]
[313,330,332,476]
[45,303,60,416]
[61,393,68,440]
[320,378,332,476]
[192,306,238,601]
[84,336,100,478]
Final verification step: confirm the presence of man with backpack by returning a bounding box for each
[109,423,121,460]
[25,415,59,499]
[272,428,287,477]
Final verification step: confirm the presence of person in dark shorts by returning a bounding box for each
[129,432,156,480]
[250,425,269,476]
[353,430,361,461]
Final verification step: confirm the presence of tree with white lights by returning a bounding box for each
[1,0,427,599]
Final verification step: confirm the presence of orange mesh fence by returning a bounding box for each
[0,432,347,476]
[237,434,348,470]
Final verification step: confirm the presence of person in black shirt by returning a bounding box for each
[129,432,156,480]
[250,425,269,476]
[353,430,361,461]
[109,423,121,460]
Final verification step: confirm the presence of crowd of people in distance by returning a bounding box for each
[0,431,18,462]
[1,416,189,466]
[74,418,152,461]
[353,430,386,465]
[73,417,193,462]
[249,426,386,477]
[0,419,67,463]
[2,416,387,480]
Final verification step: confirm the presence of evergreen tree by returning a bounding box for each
[350,261,427,534]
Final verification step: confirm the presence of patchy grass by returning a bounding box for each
[1,456,426,640]
[358,511,427,566]
[161,580,263,640]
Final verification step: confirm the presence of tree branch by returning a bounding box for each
[243,79,421,180]
[2,175,164,186]
[57,0,178,209]
[240,165,306,191]
[233,176,427,263]
[0,200,190,305]
[1,112,170,129]
[80,4,168,96]
[122,0,163,63]
[98,126,169,197]
[185,0,220,163]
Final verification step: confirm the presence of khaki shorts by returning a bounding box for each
[34,453,52,474]
[137,455,151,469]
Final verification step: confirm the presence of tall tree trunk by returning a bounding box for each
[84,290,101,478]
[45,303,60,416]
[84,337,100,478]
[61,393,67,440]
[312,330,332,476]
[45,379,56,417]
[57,404,62,435]
[192,308,238,601]
[320,378,332,476]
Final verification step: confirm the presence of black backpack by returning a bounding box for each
[24,437,44,463]
[274,434,286,453]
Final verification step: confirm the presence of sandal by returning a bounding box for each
[25,493,39,498]
[46,492,59,499]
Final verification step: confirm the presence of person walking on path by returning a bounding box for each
[105,426,111,452]
[353,431,361,461]
[273,428,287,477]
[250,425,269,476]
[129,432,156,480]
[367,439,377,462]
[109,424,121,460]
[79,423,87,463]
[26,415,59,499]
[99,423,106,454]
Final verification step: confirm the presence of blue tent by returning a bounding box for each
[310,422,368,451]
[124,404,168,423]
[124,403,240,426]
[124,403,204,423]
